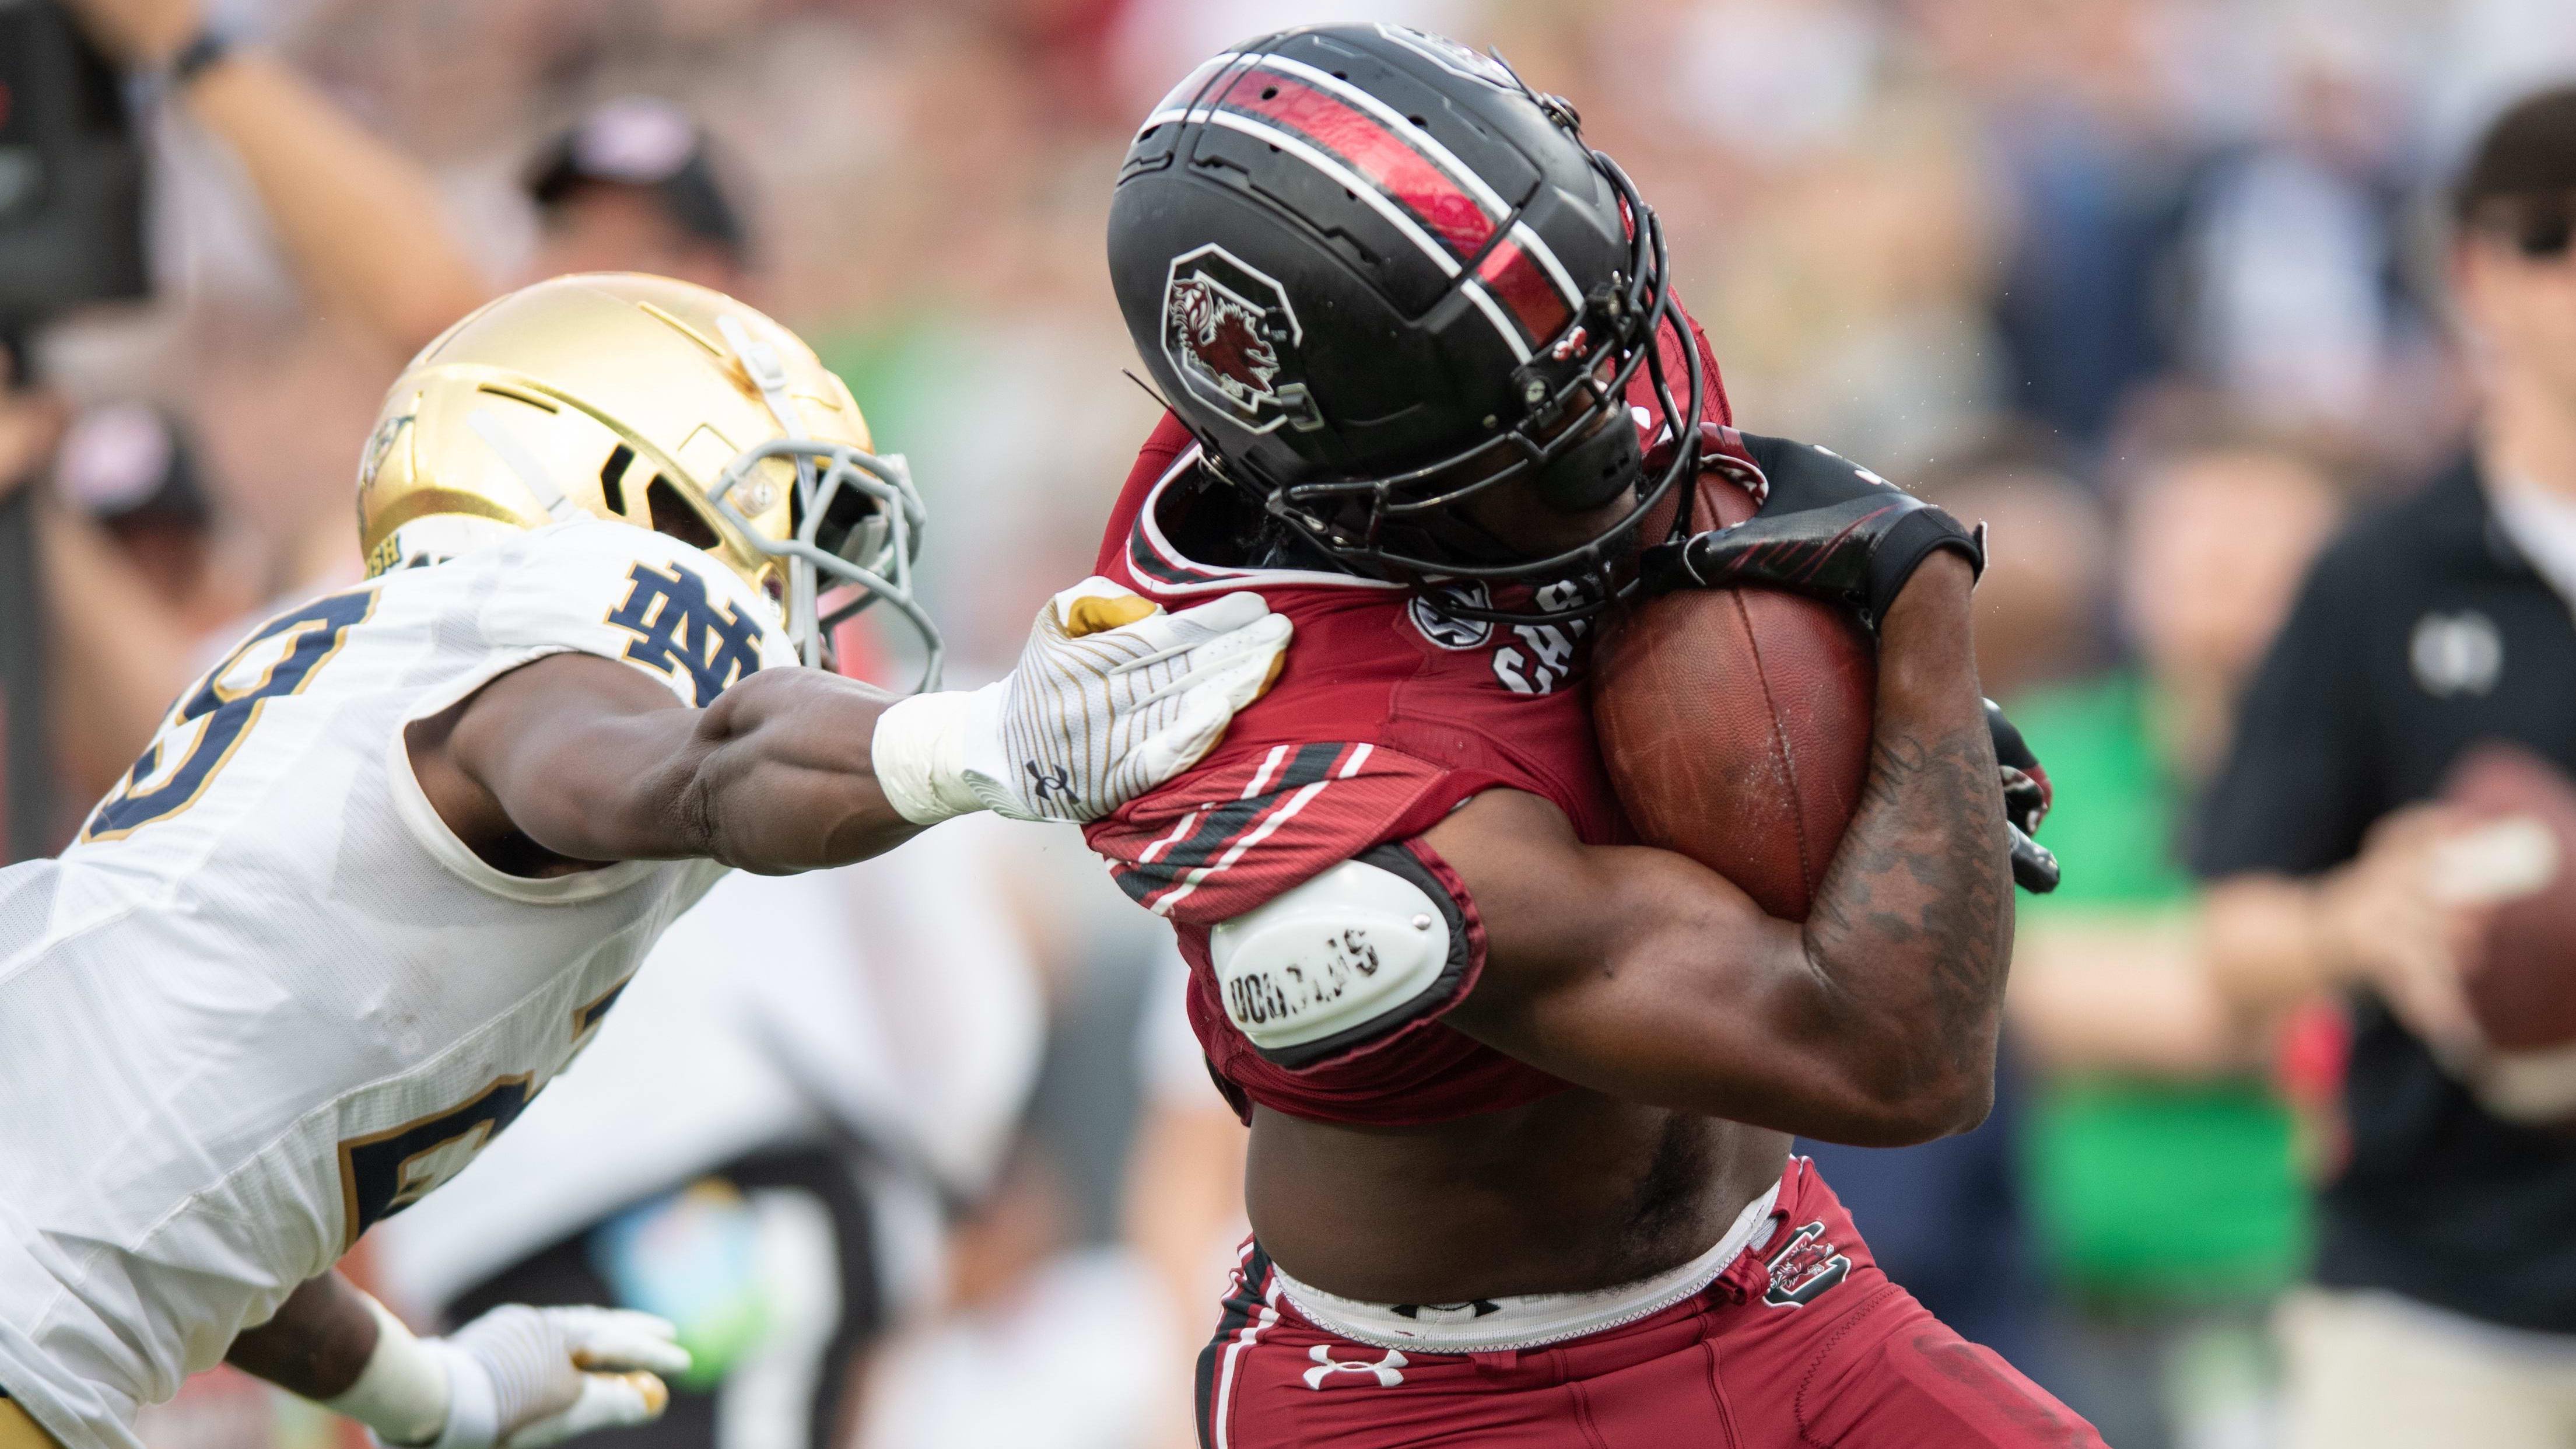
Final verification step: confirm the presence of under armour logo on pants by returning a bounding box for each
[1303,1344,1407,1389]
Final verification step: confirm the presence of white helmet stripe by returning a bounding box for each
[1144,51,1247,132]
[1201,111,1460,280]
[1248,54,1509,220]
[1459,281,1533,363]
[1201,110,1535,360]
[1246,52,1583,317]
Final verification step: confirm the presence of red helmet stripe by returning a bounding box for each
[1220,75,1498,260]
[1473,239,1573,344]
[1249,54,1585,322]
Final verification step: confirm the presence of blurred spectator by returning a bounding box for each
[2196,85,2576,1449]
[54,405,214,614]
[2006,423,2344,1449]
[2181,24,2424,437]
[853,1138,1175,1449]
[373,822,1043,1449]
[525,99,752,296]
[1953,0,2202,450]
[8,0,493,821]
[1916,439,2114,698]
[70,0,485,352]
[1793,438,2118,1412]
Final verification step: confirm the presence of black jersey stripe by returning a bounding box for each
[1112,743,1351,907]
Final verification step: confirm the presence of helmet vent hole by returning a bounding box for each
[598,444,634,517]
[1408,114,1428,127]
[1260,85,1279,99]
[646,475,720,551]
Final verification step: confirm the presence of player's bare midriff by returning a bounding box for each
[1245,1093,1791,1305]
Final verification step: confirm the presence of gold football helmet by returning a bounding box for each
[355,271,940,685]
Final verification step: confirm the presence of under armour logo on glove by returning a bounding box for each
[1024,760,1075,806]
[1303,1344,1407,1389]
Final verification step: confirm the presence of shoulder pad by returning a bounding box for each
[1208,846,1470,1069]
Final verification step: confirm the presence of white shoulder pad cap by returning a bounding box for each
[1208,858,1451,1054]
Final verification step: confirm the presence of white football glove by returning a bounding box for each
[325,1294,688,1449]
[427,1305,690,1449]
[872,577,1291,824]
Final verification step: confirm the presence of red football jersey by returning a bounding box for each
[1084,307,1732,1126]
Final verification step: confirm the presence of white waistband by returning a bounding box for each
[1270,1182,1781,1353]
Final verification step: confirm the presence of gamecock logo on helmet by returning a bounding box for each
[1162,244,1320,434]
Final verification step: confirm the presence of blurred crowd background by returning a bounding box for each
[6,1,2575,1447]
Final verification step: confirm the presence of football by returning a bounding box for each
[1592,467,1876,921]
[2438,743,2576,1062]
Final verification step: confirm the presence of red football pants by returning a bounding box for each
[1196,1157,2105,1448]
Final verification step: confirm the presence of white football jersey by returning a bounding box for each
[0,519,797,1449]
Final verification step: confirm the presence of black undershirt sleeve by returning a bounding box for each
[2191,542,2380,880]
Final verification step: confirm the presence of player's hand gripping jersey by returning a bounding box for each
[1084,314,1732,1126]
[0,521,789,1449]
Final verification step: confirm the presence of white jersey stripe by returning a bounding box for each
[1127,445,1407,596]
[1149,774,1336,918]
[1242,745,1289,799]
[1135,808,1205,866]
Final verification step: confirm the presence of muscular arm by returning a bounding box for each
[225,1272,377,1401]
[408,653,921,878]
[1440,553,2013,1145]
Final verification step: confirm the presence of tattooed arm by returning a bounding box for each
[1438,553,2012,1145]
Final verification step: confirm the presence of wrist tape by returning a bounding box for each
[321,1296,453,1448]
[869,685,998,824]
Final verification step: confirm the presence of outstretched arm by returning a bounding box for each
[409,583,1292,878]
[411,654,919,876]
[1441,552,2014,1145]
[227,1270,686,1449]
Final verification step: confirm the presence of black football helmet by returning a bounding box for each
[1107,23,1702,624]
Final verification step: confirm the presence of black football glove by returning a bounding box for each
[1639,429,1985,631]
[1987,698,2059,894]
